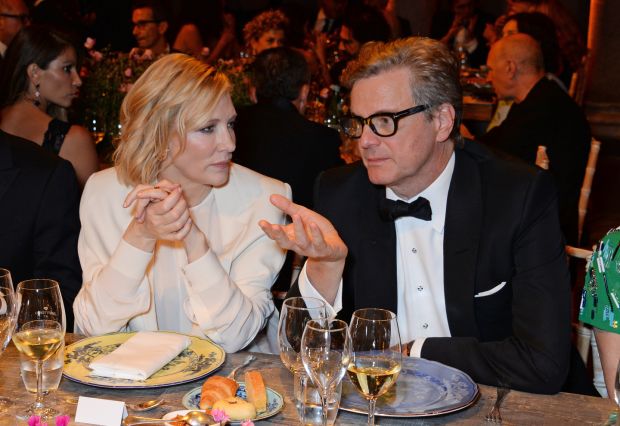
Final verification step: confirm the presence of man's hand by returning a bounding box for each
[259,194,347,303]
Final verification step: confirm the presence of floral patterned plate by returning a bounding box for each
[182,382,284,424]
[340,357,479,417]
[63,332,225,389]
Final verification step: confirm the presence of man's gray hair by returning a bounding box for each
[341,37,463,144]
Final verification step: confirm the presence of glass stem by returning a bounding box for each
[299,372,307,421]
[367,398,377,426]
[34,360,44,410]
[320,391,329,426]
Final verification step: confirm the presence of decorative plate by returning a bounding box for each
[340,357,479,417]
[63,332,225,389]
[182,382,284,424]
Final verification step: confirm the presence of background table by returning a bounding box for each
[0,334,615,425]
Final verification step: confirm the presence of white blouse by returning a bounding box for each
[74,164,290,353]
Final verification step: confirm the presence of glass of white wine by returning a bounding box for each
[0,268,16,414]
[301,318,351,426]
[13,279,65,419]
[347,308,402,426]
[277,297,327,422]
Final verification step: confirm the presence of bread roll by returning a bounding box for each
[244,370,267,412]
[213,397,257,421]
[200,375,238,410]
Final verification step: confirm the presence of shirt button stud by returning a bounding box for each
[422,323,429,329]
[411,248,417,253]
[417,286,423,291]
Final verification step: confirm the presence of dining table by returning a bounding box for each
[0,333,616,425]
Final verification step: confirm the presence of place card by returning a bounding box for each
[74,396,127,426]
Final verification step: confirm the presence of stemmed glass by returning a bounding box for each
[347,308,402,426]
[13,279,65,419]
[278,297,327,420]
[0,269,16,413]
[301,318,351,426]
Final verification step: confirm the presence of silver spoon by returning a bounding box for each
[123,410,213,426]
[227,354,256,379]
[127,398,165,412]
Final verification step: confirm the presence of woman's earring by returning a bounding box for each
[33,84,41,107]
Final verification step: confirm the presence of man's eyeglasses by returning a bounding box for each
[339,105,430,138]
[133,19,160,29]
[0,13,30,23]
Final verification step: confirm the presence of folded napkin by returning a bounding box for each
[89,332,191,380]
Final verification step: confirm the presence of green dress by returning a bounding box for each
[579,226,620,332]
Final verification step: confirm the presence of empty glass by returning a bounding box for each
[301,318,351,426]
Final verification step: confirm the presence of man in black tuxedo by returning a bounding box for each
[260,37,591,394]
[0,130,82,328]
[479,33,590,246]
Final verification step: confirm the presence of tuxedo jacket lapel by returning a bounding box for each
[443,147,483,338]
[353,185,398,315]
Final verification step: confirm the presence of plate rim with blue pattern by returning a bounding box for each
[340,357,479,417]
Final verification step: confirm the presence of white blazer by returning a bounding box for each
[74,164,290,353]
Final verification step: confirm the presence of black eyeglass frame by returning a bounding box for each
[0,12,30,23]
[133,19,161,28]
[339,104,430,138]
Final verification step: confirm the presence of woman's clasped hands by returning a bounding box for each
[122,180,194,251]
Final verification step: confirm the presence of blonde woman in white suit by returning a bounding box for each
[74,54,290,353]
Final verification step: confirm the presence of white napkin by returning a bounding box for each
[89,332,191,380]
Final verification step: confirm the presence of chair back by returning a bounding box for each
[568,53,589,106]
[578,138,601,243]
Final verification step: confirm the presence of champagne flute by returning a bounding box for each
[301,318,351,426]
[278,297,327,422]
[347,308,402,426]
[0,269,16,413]
[13,279,65,419]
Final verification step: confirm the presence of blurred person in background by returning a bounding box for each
[433,0,494,68]
[172,0,239,63]
[0,25,97,187]
[0,0,28,57]
[130,0,170,58]
[479,34,590,245]
[242,9,288,57]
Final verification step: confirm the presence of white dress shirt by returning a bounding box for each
[299,153,456,357]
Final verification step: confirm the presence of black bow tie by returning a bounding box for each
[379,196,432,221]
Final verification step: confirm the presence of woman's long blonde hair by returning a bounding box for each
[114,53,230,186]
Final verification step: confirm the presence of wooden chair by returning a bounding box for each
[568,54,589,107]
[535,138,602,244]
[578,138,601,244]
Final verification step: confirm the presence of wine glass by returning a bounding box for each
[278,297,327,421]
[13,279,66,419]
[348,308,402,426]
[0,269,16,413]
[301,318,351,426]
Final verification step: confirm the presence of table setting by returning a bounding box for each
[0,282,616,425]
